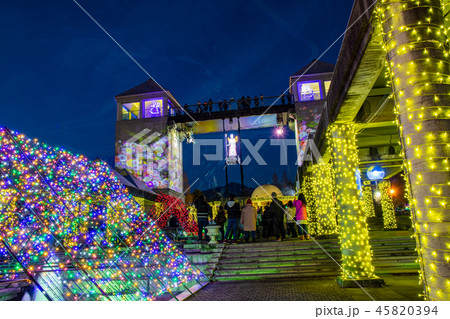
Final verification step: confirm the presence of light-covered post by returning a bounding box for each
[378,0,450,300]
[311,163,338,236]
[379,181,398,229]
[363,184,376,218]
[328,124,382,287]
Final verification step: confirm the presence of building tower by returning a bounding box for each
[114,79,184,197]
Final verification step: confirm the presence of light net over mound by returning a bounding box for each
[0,127,207,301]
[151,193,198,234]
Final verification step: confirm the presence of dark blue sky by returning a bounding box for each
[0,0,354,187]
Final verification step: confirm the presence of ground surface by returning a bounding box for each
[186,275,423,301]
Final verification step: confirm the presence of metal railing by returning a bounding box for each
[169,94,294,117]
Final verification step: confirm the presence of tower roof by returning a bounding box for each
[291,59,335,76]
[115,79,166,98]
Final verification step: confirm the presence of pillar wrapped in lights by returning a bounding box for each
[311,163,338,236]
[302,175,318,236]
[379,181,398,229]
[363,185,376,218]
[378,0,450,300]
[328,124,378,284]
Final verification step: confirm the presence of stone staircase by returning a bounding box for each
[212,235,419,281]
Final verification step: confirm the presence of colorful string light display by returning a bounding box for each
[311,163,338,236]
[328,124,375,280]
[0,127,204,301]
[379,181,398,229]
[376,0,450,300]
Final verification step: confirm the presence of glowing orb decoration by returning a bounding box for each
[367,166,385,181]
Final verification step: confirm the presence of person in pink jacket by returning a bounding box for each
[293,193,310,240]
[240,199,258,243]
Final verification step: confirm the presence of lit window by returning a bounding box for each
[297,81,321,101]
[122,102,140,120]
[143,99,163,118]
[324,81,331,96]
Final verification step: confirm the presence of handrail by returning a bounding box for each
[169,94,294,117]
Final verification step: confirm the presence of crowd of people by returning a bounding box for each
[170,94,294,116]
[193,191,309,244]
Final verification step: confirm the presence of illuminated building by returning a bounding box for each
[115,80,184,197]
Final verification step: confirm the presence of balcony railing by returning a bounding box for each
[169,94,294,117]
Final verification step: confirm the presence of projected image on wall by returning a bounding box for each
[225,132,241,165]
[168,130,183,193]
[115,134,170,189]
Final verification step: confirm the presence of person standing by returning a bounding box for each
[256,205,263,238]
[262,204,272,238]
[224,194,241,242]
[207,98,213,113]
[215,205,227,241]
[269,192,286,241]
[294,193,309,240]
[285,200,298,238]
[254,96,259,108]
[240,199,257,243]
[194,194,212,241]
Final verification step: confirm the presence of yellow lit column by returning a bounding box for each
[363,184,376,218]
[303,175,318,236]
[328,124,379,286]
[443,0,449,45]
[378,0,450,300]
[379,181,398,229]
[311,163,338,236]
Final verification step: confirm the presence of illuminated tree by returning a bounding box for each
[377,0,450,300]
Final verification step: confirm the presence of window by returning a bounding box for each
[324,80,331,96]
[122,102,140,120]
[297,81,321,101]
[143,99,163,118]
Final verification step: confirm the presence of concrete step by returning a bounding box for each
[213,270,341,281]
[219,247,416,261]
[218,254,416,268]
[223,239,415,251]
[224,240,339,251]
[215,262,340,274]
[220,254,342,264]
[218,258,342,269]
[220,247,416,258]
[220,250,341,259]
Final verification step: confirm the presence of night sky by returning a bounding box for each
[0,0,354,191]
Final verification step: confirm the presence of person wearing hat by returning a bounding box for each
[268,191,286,241]
[240,199,258,243]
